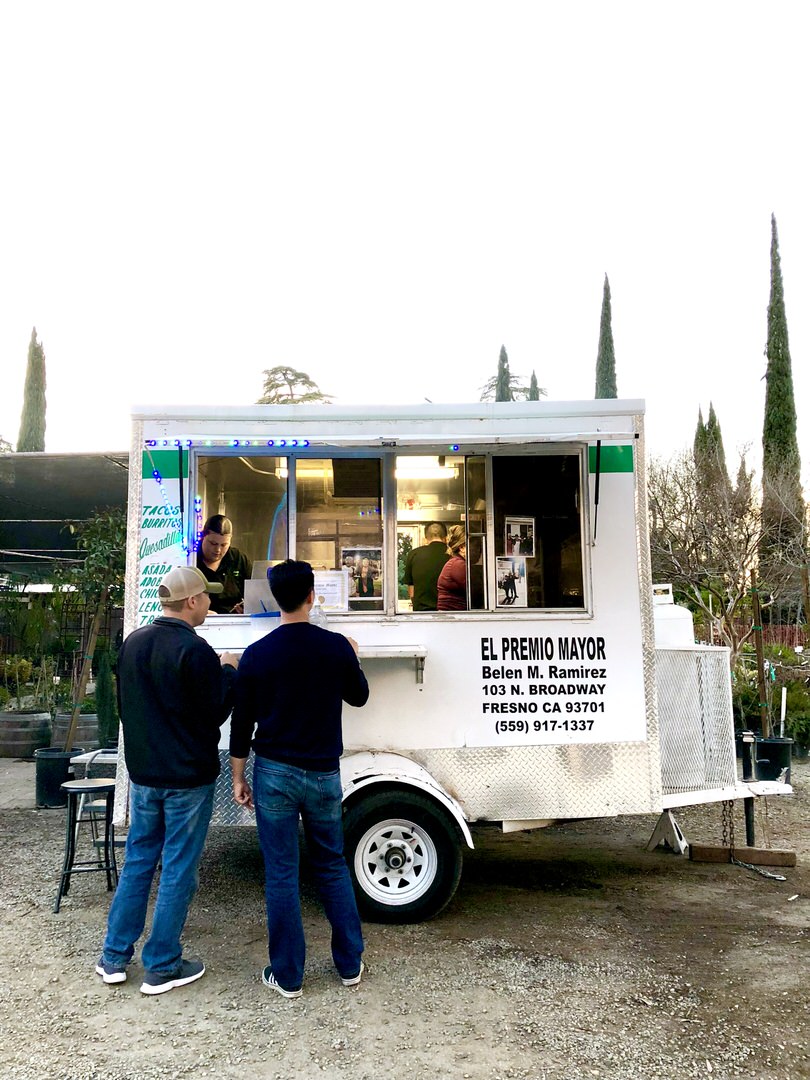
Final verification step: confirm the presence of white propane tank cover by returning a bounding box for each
[652,584,696,646]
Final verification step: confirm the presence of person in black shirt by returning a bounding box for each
[196,514,251,614]
[230,559,369,998]
[96,566,239,996]
[403,521,450,611]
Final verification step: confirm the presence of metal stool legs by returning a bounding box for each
[54,780,119,914]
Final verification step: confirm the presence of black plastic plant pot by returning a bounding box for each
[753,737,793,783]
[34,747,86,808]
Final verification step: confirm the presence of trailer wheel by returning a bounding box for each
[343,790,463,923]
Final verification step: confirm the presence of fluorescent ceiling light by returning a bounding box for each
[395,467,458,480]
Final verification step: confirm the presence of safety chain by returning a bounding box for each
[721,800,735,857]
[721,799,786,881]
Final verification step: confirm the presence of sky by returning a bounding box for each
[1,2,808,482]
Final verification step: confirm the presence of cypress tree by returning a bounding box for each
[594,274,617,398]
[94,647,119,748]
[693,404,731,571]
[479,346,541,401]
[693,407,707,464]
[704,403,730,490]
[17,328,47,452]
[495,345,512,402]
[761,215,803,553]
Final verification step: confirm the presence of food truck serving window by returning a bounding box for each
[396,451,584,613]
[193,447,583,615]
[196,454,289,565]
[295,458,384,612]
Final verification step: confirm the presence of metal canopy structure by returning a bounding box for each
[0,452,129,579]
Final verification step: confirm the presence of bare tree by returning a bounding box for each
[647,450,798,666]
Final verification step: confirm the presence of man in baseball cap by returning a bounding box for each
[158,565,224,603]
[96,564,238,996]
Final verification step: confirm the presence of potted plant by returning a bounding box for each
[51,507,126,752]
[784,680,810,760]
[34,508,125,805]
[0,655,52,758]
[0,586,61,757]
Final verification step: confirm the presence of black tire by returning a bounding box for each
[343,789,463,923]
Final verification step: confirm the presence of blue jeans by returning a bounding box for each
[102,781,215,976]
[253,758,364,991]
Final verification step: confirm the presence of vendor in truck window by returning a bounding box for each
[196,515,251,614]
[403,522,450,611]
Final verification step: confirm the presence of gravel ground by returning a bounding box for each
[0,762,808,1080]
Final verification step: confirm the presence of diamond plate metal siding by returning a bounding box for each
[415,743,658,818]
[655,647,736,793]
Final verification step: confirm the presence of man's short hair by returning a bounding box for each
[424,521,447,541]
[203,514,233,536]
[268,559,315,612]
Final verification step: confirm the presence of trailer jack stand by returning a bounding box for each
[646,810,689,855]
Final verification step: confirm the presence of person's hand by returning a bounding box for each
[220,651,240,668]
[229,601,245,614]
[345,636,360,655]
[233,779,253,810]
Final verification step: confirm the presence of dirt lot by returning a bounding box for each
[0,762,808,1080]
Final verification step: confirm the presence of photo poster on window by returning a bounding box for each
[496,556,527,608]
[505,516,535,558]
[313,569,350,612]
[341,547,382,601]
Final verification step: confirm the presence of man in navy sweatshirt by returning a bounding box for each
[230,559,369,998]
[96,566,239,996]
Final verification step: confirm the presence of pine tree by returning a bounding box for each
[257,366,332,405]
[17,328,47,452]
[594,274,617,398]
[761,216,804,586]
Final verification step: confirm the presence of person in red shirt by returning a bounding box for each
[437,526,467,611]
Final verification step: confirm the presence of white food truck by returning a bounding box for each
[121,400,788,922]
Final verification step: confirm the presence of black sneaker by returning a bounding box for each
[262,965,302,998]
[140,959,206,996]
[95,957,127,985]
[340,961,364,987]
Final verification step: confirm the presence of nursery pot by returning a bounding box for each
[34,746,86,808]
[753,736,793,783]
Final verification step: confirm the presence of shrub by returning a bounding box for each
[784,681,810,746]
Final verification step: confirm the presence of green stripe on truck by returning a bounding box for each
[588,444,634,473]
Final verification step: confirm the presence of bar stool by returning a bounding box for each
[53,778,119,914]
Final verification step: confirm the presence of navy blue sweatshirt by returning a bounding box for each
[230,622,369,772]
[117,617,236,787]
